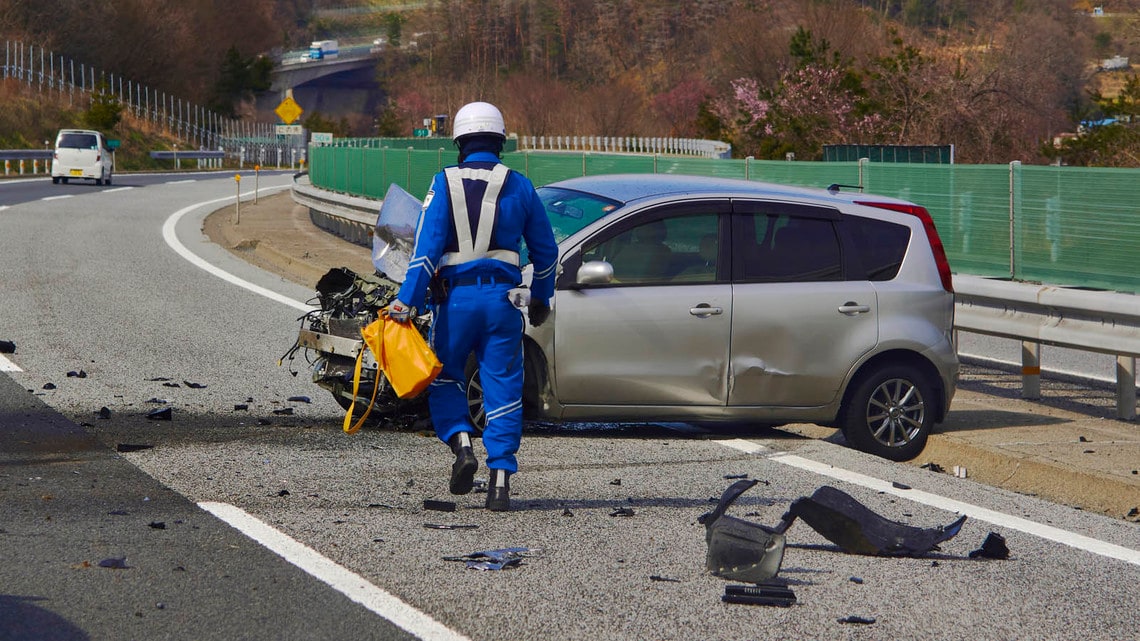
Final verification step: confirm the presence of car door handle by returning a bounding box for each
[690,304,723,317]
[838,302,871,315]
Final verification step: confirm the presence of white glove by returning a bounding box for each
[387,299,413,323]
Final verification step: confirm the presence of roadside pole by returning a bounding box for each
[235,173,241,224]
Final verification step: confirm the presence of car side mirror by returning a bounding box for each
[576,260,614,286]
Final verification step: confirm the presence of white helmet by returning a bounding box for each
[452,101,506,142]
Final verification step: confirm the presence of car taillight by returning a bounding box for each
[855,201,954,293]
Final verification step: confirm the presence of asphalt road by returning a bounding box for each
[1,174,1137,640]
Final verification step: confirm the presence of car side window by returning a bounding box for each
[737,213,842,282]
[582,213,720,285]
[846,217,910,280]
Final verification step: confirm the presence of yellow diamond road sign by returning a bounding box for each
[275,97,303,125]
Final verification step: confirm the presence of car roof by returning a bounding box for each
[544,173,914,208]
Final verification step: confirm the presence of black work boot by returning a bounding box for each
[448,432,478,495]
[486,469,511,512]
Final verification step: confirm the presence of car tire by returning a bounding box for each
[106,174,112,186]
[62,177,69,184]
[52,176,59,184]
[841,364,934,461]
[464,360,487,437]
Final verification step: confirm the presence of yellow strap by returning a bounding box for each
[343,322,383,434]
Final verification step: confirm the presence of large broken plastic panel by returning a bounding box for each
[372,183,421,282]
[700,480,786,582]
[780,485,967,557]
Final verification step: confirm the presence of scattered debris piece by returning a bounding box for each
[367,503,396,509]
[42,383,56,390]
[723,474,749,480]
[953,465,968,478]
[97,407,112,420]
[443,547,533,570]
[610,507,636,517]
[116,444,153,453]
[66,370,87,378]
[257,419,271,426]
[472,479,487,494]
[233,404,249,411]
[931,561,940,567]
[650,575,681,583]
[424,523,479,530]
[722,583,796,607]
[144,398,168,404]
[780,486,967,557]
[272,407,295,415]
[700,480,787,582]
[162,382,180,388]
[276,490,291,497]
[1127,507,1139,519]
[146,407,172,421]
[287,396,311,403]
[969,532,1010,560]
[146,377,171,382]
[424,499,456,512]
[892,481,911,490]
[849,576,864,584]
[0,340,15,353]
[561,508,574,517]
[610,478,622,486]
[1079,436,1089,442]
[148,521,166,530]
[920,462,945,473]
[98,557,130,570]
[1083,449,1095,454]
[838,615,876,625]
[183,381,207,389]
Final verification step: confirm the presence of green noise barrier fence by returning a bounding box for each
[308,144,1140,295]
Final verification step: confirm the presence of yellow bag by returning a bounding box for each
[342,313,441,434]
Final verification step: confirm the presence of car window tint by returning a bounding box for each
[59,134,97,149]
[847,217,910,280]
[583,213,718,285]
[738,214,842,282]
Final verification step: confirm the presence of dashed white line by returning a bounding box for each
[0,353,22,372]
[101,186,133,194]
[0,205,9,212]
[41,195,73,201]
[199,502,471,641]
[716,440,1140,567]
[167,179,197,185]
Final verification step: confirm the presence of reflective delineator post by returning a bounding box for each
[234,173,242,225]
[254,165,260,204]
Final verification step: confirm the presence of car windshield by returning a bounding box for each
[58,133,98,149]
[538,186,622,244]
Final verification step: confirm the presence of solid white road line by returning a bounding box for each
[717,440,1140,567]
[167,179,197,184]
[41,195,72,201]
[161,187,311,312]
[101,187,133,194]
[0,353,22,372]
[199,502,471,641]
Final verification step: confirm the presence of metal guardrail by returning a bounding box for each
[292,175,1140,420]
[0,149,53,175]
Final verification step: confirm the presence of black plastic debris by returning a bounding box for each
[162,382,180,388]
[276,489,290,497]
[723,473,749,480]
[650,575,681,583]
[145,398,168,404]
[146,377,171,382]
[367,503,396,509]
[233,404,249,411]
[66,370,87,378]
[287,396,311,403]
[610,507,636,517]
[98,557,129,570]
[849,576,864,584]
[838,615,876,625]
[443,547,532,570]
[779,485,966,557]
[146,407,172,421]
[272,407,294,416]
[610,478,622,486]
[891,481,912,490]
[97,407,112,420]
[561,508,574,517]
[722,583,796,607]
[116,444,153,453]
[183,381,207,389]
[700,480,787,583]
[424,523,478,530]
[0,340,15,353]
[257,419,272,426]
[148,521,166,530]
[920,462,945,473]
[969,532,1010,560]
[42,383,56,390]
[424,499,456,512]
[1079,435,1090,442]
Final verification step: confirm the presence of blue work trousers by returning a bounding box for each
[428,280,524,473]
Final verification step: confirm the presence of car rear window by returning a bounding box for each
[846,217,911,280]
[57,133,99,149]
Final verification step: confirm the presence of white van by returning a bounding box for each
[51,129,114,185]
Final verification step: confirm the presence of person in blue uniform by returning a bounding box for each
[387,101,558,512]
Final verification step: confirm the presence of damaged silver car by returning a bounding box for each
[294,174,959,461]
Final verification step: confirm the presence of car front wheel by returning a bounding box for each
[842,364,934,461]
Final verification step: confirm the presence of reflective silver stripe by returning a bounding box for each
[439,165,518,267]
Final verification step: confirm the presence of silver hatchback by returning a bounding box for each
[471,174,959,461]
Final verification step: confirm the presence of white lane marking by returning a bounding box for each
[42,195,73,201]
[0,205,9,212]
[0,353,22,372]
[718,440,1140,567]
[199,502,471,641]
[168,179,197,185]
[161,188,310,312]
[101,187,133,194]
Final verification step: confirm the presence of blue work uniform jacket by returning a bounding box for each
[397,151,558,311]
